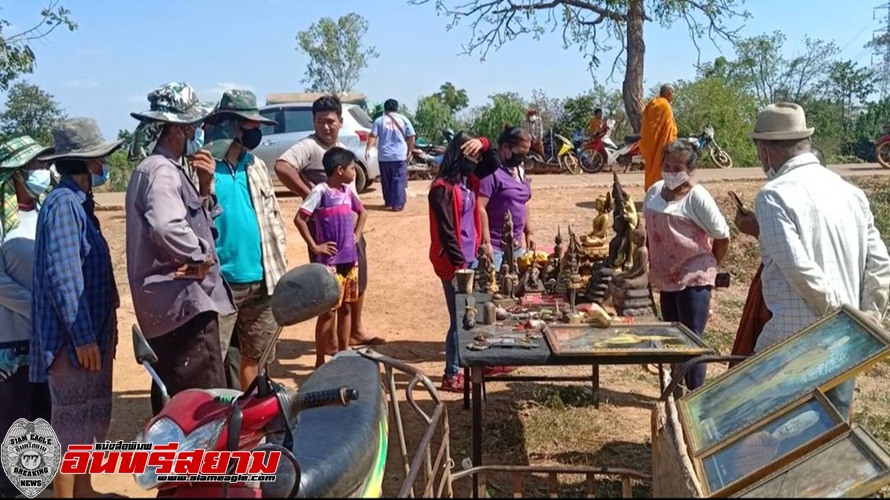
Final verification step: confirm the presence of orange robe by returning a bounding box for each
[639,97,677,191]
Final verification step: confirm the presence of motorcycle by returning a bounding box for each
[408,128,455,180]
[131,263,389,498]
[684,124,733,169]
[876,125,890,169]
[579,119,644,174]
[525,128,583,175]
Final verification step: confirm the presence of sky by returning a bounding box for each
[1,0,883,138]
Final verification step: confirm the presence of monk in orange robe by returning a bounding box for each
[639,84,678,191]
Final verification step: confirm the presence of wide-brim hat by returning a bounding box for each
[750,102,815,141]
[205,89,277,126]
[130,81,214,125]
[0,136,54,169]
[40,118,124,161]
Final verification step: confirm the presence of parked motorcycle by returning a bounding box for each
[876,125,890,169]
[526,128,582,174]
[408,128,454,179]
[684,124,733,169]
[131,263,388,498]
[579,120,644,174]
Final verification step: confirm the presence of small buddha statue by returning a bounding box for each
[486,264,499,294]
[583,194,613,248]
[611,226,656,317]
[518,262,546,295]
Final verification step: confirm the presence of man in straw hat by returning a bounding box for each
[0,135,54,497]
[30,118,124,497]
[125,82,235,415]
[202,89,287,390]
[737,102,890,417]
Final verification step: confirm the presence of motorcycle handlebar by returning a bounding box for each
[285,386,359,421]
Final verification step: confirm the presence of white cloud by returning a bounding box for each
[64,78,99,89]
[201,82,255,100]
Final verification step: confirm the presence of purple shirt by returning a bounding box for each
[479,166,531,250]
[299,182,363,266]
[458,179,477,262]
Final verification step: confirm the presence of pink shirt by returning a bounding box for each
[643,181,730,292]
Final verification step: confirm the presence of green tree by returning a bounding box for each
[824,60,876,136]
[0,2,77,91]
[117,128,133,146]
[437,82,469,114]
[471,92,526,144]
[296,13,379,94]
[0,81,65,145]
[411,0,748,133]
[414,94,456,144]
[528,89,563,132]
[558,85,629,141]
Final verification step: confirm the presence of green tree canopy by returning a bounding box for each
[296,13,379,94]
[0,81,66,145]
[471,92,526,144]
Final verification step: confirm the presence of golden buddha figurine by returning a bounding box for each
[583,194,613,248]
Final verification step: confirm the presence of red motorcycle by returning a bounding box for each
[129,263,386,498]
[876,126,890,169]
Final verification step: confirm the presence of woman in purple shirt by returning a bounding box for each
[461,126,534,269]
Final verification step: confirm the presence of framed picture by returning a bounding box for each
[696,389,848,497]
[733,426,890,498]
[678,305,890,454]
[543,322,714,357]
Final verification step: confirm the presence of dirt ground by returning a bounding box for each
[85,174,888,497]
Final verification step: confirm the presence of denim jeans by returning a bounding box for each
[492,247,526,270]
[442,260,477,378]
[660,286,712,391]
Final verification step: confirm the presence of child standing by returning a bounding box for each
[295,147,368,368]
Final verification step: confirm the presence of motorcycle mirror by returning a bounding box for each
[253,443,301,498]
[271,263,341,327]
[132,324,159,365]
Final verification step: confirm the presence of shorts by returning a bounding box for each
[331,263,360,309]
[308,220,368,294]
[218,281,278,362]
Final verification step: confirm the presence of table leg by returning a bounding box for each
[658,364,666,393]
[591,364,600,409]
[471,366,484,498]
[463,367,470,410]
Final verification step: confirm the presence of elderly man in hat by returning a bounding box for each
[736,102,890,417]
[0,135,54,497]
[30,118,124,498]
[202,89,287,390]
[125,82,235,416]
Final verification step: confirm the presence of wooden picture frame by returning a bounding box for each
[543,322,714,357]
[732,426,890,498]
[677,305,890,455]
[695,389,848,497]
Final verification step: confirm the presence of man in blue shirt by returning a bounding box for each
[366,99,415,211]
[203,89,288,390]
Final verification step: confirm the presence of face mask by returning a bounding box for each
[240,128,262,150]
[662,171,690,190]
[91,163,110,188]
[23,170,51,198]
[185,127,204,157]
[504,151,525,168]
[458,158,477,176]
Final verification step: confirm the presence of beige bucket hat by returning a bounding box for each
[750,102,815,141]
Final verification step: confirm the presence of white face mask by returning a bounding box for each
[662,171,690,190]
[758,143,778,180]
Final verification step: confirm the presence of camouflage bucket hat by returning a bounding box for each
[40,117,125,161]
[130,82,214,125]
[206,89,277,126]
[0,136,54,169]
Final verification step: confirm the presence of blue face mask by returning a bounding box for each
[24,170,52,198]
[91,163,110,187]
[186,127,205,157]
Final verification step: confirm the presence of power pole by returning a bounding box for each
[873,2,890,99]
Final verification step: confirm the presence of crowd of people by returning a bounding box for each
[1,76,889,498]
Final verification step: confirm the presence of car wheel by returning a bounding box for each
[354,164,368,193]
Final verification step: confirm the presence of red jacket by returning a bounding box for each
[428,175,483,281]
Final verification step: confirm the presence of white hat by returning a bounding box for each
[750,102,814,141]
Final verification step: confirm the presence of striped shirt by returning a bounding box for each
[30,178,119,383]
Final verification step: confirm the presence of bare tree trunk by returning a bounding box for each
[623,0,645,133]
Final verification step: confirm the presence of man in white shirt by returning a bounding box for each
[737,102,890,417]
[365,98,415,212]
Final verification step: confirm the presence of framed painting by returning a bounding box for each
[543,322,714,357]
[732,426,890,498]
[696,389,848,497]
[678,305,890,454]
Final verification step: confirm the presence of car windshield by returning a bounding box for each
[349,107,374,129]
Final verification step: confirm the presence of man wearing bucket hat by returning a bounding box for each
[30,118,124,498]
[202,89,287,391]
[0,135,54,497]
[125,82,235,416]
[739,102,890,418]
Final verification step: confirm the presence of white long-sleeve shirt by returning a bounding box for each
[754,152,890,350]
